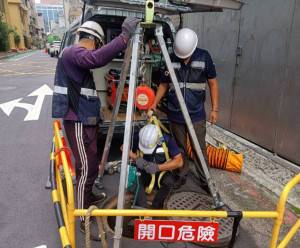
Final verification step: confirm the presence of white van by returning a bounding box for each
[60,0,243,137]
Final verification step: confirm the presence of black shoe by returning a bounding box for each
[173,177,186,190]
[80,220,106,241]
[94,176,104,189]
[91,192,106,205]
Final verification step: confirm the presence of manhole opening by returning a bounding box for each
[107,200,137,239]
[103,191,236,246]
[103,192,157,239]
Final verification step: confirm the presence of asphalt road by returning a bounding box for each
[0,51,261,248]
[0,51,60,248]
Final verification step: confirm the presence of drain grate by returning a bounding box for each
[164,190,237,247]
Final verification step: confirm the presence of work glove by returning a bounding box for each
[121,17,141,42]
[135,157,148,170]
[144,162,159,175]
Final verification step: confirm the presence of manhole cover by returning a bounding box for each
[0,86,17,91]
[164,190,237,247]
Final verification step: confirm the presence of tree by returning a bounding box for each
[14,33,20,48]
[47,35,61,44]
[0,14,14,51]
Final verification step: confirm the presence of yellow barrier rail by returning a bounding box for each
[50,120,300,248]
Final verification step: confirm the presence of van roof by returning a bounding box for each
[83,0,244,15]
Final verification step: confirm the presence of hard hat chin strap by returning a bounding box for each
[79,32,95,41]
[94,38,101,50]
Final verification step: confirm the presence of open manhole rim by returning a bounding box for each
[102,190,238,246]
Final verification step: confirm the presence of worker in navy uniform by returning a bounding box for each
[121,124,183,210]
[149,28,219,193]
[52,17,140,241]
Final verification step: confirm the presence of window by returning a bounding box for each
[48,10,53,20]
[67,33,76,46]
[0,0,5,12]
[54,11,58,22]
[42,10,47,18]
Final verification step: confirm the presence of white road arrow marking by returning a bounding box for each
[0,98,32,116]
[25,84,53,121]
[0,84,53,121]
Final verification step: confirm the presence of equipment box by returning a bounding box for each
[91,55,169,137]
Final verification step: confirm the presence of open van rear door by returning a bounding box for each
[83,0,244,15]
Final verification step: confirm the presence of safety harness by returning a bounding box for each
[137,115,171,194]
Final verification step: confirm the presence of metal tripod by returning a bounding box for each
[96,22,224,248]
[94,44,133,189]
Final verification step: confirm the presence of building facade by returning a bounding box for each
[26,0,39,48]
[36,12,47,47]
[184,0,300,165]
[1,0,31,50]
[35,0,63,33]
[63,0,82,29]
[0,0,44,50]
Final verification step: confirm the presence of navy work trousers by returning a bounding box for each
[169,119,209,187]
[136,170,175,209]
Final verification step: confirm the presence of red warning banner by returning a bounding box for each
[134,219,219,242]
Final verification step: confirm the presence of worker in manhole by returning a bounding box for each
[149,28,219,193]
[121,124,183,217]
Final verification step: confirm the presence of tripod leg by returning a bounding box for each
[95,45,133,189]
[113,24,142,248]
[155,25,223,209]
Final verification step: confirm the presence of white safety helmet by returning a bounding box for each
[139,124,159,154]
[173,28,198,59]
[77,21,105,45]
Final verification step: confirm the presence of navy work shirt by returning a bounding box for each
[160,48,217,123]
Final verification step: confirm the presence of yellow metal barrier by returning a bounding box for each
[50,120,300,248]
[270,172,300,248]
[49,136,72,248]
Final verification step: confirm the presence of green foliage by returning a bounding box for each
[14,33,20,44]
[291,206,300,215]
[47,35,61,44]
[0,14,14,51]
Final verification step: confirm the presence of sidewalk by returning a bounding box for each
[0,49,40,60]
[194,124,300,247]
